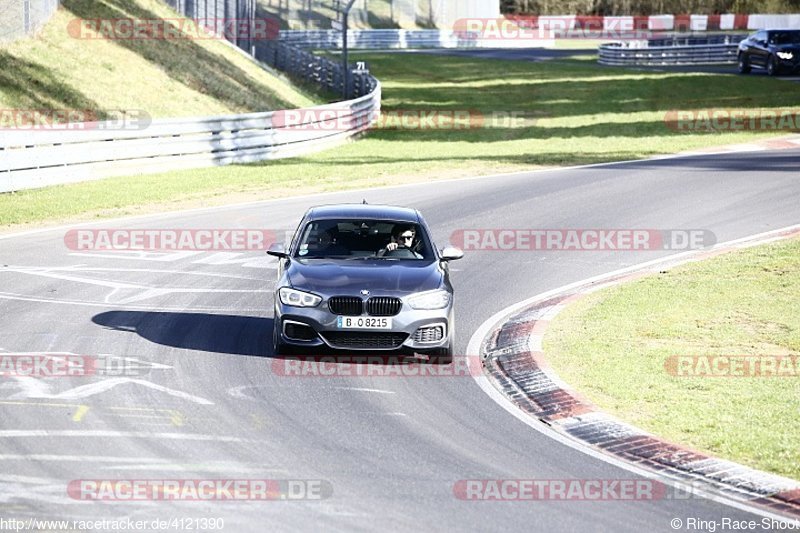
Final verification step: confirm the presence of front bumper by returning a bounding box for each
[774,51,800,71]
[776,58,800,71]
[275,301,453,352]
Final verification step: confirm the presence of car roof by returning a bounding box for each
[306,204,421,223]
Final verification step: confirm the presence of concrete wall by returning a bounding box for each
[428,0,500,28]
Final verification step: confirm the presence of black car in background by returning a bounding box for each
[738,29,800,76]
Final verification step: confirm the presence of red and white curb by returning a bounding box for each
[467,223,800,520]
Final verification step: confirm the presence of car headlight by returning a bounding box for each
[407,290,451,310]
[279,287,322,308]
[777,51,794,60]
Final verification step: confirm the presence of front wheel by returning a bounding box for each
[426,344,453,365]
[766,55,780,76]
[737,53,751,74]
[272,321,295,356]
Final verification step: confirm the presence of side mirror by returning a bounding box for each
[440,246,464,261]
[267,242,288,258]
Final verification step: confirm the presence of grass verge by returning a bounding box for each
[544,237,800,479]
[2,50,799,228]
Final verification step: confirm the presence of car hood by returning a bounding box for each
[287,259,444,295]
[776,44,800,53]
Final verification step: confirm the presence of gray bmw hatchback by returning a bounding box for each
[267,204,463,363]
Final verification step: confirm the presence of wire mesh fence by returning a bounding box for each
[163,0,375,98]
[162,0,259,50]
[0,0,60,42]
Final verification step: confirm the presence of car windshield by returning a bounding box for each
[294,219,433,260]
[770,31,800,44]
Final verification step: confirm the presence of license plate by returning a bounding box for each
[337,316,392,330]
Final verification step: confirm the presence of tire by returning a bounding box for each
[272,321,295,356]
[767,55,779,76]
[427,344,453,365]
[737,53,751,74]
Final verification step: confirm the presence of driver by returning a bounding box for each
[379,226,422,258]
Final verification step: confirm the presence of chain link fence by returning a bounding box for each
[163,0,375,98]
[163,0,258,50]
[0,0,60,42]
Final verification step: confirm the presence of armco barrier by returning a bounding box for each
[0,86,381,193]
[279,29,553,49]
[598,34,746,66]
[255,40,377,98]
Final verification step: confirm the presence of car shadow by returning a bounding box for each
[93,310,272,357]
[92,310,448,364]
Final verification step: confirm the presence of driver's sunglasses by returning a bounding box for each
[400,233,414,241]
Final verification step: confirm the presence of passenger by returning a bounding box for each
[315,228,349,257]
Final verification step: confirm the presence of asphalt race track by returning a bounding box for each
[1,149,799,531]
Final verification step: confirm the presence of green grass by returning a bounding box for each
[2,50,799,227]
[0,0,317,117]
[545,238,800,479]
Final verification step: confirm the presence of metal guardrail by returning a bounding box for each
[598,34,746,66]
[0,84,381,193]
[0,0,59,42]
[281,29,472,49]
[279,29,552,49]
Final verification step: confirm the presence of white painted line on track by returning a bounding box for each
[333,387,396,394]
[21,266,267,281]
[2,267,271,297]
[0,474,56,484]
[0,454,171,463]
[101,464,288,473]
[0,430,252,442]
[0,291,266,313]
[8,377,214,405]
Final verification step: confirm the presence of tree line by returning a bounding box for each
[499,0,800,15]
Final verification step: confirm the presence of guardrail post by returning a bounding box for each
[22,0,31,34]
